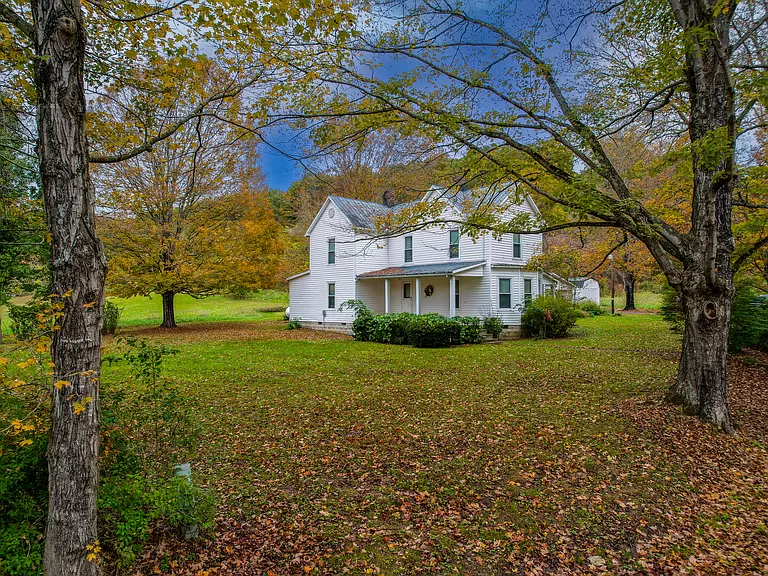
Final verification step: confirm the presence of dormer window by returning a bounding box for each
[513,233,522,258]
[449,230,460,259]
[328,238,336,264]
[404,236,413,263]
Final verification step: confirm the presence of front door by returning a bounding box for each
[400,281,413,313]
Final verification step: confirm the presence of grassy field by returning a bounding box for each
[98,315,768,575]
[0,291,289,334]
[600,290,663,310]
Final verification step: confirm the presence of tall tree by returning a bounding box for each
[0,0,355,572]
[93,65,285,328]
[296,0,768,431]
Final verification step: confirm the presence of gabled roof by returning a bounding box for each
[305,185,543,237]
[357,260,486,279]
[286,270,310,282]
[329,196,390,229]
[568,277,596,288]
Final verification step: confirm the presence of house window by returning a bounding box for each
[449,230,460,259]
[403,282,411,298]
[455,279,460,309]
[524,278,533,304]
[328,283,336,309]
[404,236,413,263]
[328,238,335,264]
[513,233,521,258]
[499,278,511,309]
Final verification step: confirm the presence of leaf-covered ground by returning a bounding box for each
[102,316,767,575]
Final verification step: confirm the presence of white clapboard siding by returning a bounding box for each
[290,192,553,327]
[299,199,357,323]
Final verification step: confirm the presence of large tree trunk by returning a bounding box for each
[33,0,106,572]
[664,0,736,432]
[623,271,635,311]
[161,290,177,328]
[668,280,734,432]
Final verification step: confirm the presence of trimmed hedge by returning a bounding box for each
[521,295,579,339]
[343,300,481,347]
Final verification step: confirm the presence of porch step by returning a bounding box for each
[479,330,502,344]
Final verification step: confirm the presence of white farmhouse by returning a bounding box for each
[288,187,568,330]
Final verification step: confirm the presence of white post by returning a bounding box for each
[415,277,421,315]
[384,278,390,314]
[449,276,456,318]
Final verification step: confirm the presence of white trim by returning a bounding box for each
[415,277,421,314]
[304,197,334,237]
[384,278,391,314]
[286,270,310,281]
[451,261,485,275]
[449,276,456,317]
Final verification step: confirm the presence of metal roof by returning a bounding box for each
[329,196,390,229]
[357,260,486,279]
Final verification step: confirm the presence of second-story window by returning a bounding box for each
[328,238,335,264]
[404,236,413,263]
[449,230,460,259]
[513,233,522,258]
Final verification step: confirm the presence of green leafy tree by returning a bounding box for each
[0,100,46,342]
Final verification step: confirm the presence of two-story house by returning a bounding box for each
[287,187,568,330]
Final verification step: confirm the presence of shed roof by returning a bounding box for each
[357,260,485,279]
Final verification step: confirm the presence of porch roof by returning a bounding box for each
[357,260,485,279]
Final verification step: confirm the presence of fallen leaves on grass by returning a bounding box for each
[113,318,766,575]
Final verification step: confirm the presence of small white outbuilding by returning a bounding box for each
[570,277,601,305]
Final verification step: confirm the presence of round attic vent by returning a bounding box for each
[329,208,335,218]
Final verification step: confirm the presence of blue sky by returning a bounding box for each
[258,1,597,191]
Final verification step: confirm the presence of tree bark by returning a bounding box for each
[161,290,177,328]
[663,0,736,432]
[623,271,636,311]
[32,0,106,572]
[667,280,734,433]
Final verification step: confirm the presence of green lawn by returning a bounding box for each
[98,315,767,575]
[111,290,288,327]
[600,289,663,310]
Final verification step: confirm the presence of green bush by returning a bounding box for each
[343,301,476,347]
[577,300,605,317]
[408,314,462,348]
[730,288,768,352]
[458,316,482,344]
[7,301,48,340]
[660,285,768,352]
[521,295,579,339]
[103,300,121,335]
[0,432,47,576]
[286,318,302,330]
[659,284,683,334]
[483,316,503,339]
[100,338,213,569]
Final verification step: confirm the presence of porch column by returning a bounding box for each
[415,277,421,315]
[449,276,456,318]
[384,278,390,314]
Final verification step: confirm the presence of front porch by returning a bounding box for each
[356,261,486,318]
